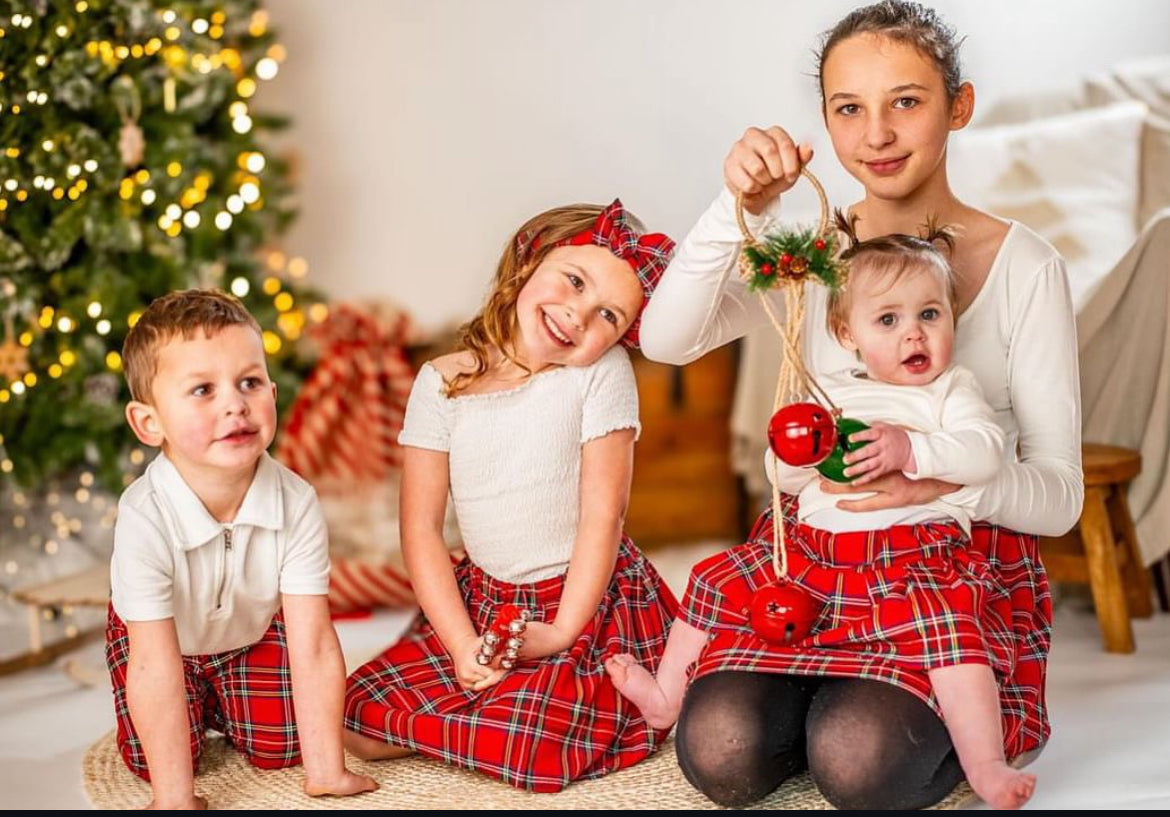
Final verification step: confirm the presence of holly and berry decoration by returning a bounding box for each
[742,229,843,292]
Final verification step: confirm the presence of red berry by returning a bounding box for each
[780,253,793,265]
[760,262,774,276]
[814,239,827,251]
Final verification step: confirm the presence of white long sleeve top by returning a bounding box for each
[766,366,1004,534]
[641,190,1083,537]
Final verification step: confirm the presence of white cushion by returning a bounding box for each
[1085,56,1170,227]
[948,100,1146,309]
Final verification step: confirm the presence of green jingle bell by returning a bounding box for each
[815,417,870,483]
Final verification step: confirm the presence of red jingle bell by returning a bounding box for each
[749,584,819,645]
[768,402,838,467]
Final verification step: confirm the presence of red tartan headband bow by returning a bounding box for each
[530,199,674,350]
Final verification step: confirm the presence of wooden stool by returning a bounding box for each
[1041,444,1153,653]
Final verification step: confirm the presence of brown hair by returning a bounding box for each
[122,288,262,403]
[826,209,957,341]
[815,1,965,102]
[446,204,615,396]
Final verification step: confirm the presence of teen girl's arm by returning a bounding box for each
[969,255,1083,535]
[639,128,812,366]
[520,427,637,659]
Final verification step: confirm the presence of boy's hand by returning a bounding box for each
[452,633,506,692]
[518,621,574,661]
[842,422,915,485]
[304,769,380,798]
[724,126,815,215]
[146,795,207,810]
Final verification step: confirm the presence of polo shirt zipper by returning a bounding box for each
[216,528,233,610]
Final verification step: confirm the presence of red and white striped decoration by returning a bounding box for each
[276,302,422,613]
[277,303,416,484]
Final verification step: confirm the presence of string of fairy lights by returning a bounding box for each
[0,4,330,602]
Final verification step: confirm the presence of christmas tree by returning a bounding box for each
[0,1,322,599]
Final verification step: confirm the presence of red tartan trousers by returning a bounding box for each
[105,606,301,780]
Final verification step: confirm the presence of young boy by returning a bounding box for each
[106,289,377,809]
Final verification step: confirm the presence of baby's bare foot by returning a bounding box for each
[967,761,1036,810]
[604,654,679,729]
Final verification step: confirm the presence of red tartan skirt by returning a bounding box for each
[680,498,1052,759]
[344,539,678,792]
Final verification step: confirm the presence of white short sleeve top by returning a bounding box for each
[110,452,331,655]
[399,345,640,583]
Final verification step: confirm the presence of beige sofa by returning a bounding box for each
[731,55,1170,565]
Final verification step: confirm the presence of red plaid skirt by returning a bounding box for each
[105,607,300,780]
[681,498,1052,759]
[344,540,678,792]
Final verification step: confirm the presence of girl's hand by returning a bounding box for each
[724,126,815,215]
[842,422,914,485]
[452,633,506,692]
[821,472,959,512]
[517,621,575,661]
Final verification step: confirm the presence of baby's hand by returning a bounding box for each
[452,633,506,692]
[724,126,815,215]
[842,422,915,485]
[304,769,380,798]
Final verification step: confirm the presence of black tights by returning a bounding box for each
[674,672,964,809]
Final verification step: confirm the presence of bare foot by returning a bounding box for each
[967,760,1036,809]
[604,654,679,729]
[304,769,380,798]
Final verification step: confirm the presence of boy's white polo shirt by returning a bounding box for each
[110,451,331,656]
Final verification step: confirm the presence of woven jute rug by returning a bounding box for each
[82,731,975,810]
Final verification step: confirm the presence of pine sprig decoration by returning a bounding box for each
[742,227,844,292]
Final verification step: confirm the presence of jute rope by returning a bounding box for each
[81,731,973,810]
[735,168,839,582]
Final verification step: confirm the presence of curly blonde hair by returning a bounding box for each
[445,204,611,396]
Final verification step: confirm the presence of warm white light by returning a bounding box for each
[239,182,260,204]
[83,159,98,172]
[232,115,252,134]
[192,18,208,34]
[230,277,250,297]
[215,212,233,230]
[96,319,111,335]
[57,316,74,332]
[141,189,156,205]
[86,302,102,318]
[256,57,279,80]
[182,210,200,228]
[245,153,266,173]
[165,203,181,220]
[3,180,16,191]
[67,164,81,177]
[162,10,176,22]
[226,195,244,214]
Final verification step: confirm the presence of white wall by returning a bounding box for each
[262,0,1170,332]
